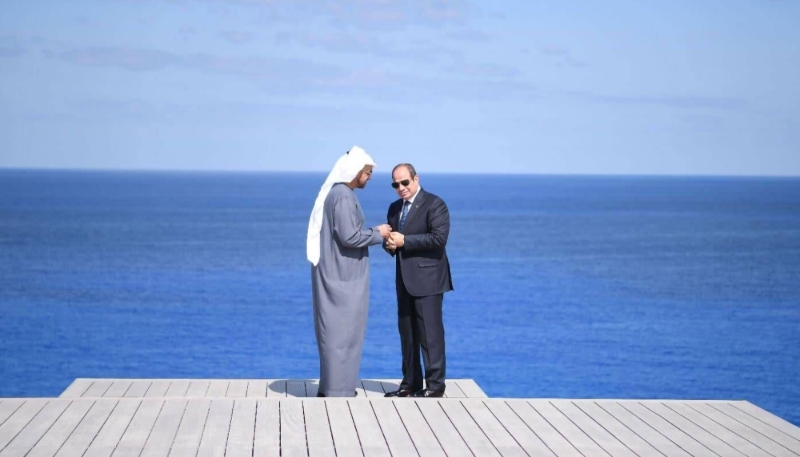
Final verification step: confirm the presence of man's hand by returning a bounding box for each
[377,224,392,238]
[388,231,405,248]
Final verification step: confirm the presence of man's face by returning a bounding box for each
[355,165,373,189]
[392,166,419,200]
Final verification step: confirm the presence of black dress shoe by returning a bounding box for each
[384,388,415,398]
[413,389,445,398]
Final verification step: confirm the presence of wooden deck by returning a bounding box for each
[1,396,799,456]
[0,378,798,456]
[59,379,488,399]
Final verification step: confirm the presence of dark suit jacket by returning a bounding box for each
[385,188,454,297]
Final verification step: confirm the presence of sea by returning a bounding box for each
[1,169,798,426]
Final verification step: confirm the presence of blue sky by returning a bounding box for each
[1,0,798,175]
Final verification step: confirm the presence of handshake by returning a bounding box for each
[377,224,404,250]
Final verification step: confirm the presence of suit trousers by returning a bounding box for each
[397,279,446,392]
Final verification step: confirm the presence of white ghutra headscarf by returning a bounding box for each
[307,145,376,266]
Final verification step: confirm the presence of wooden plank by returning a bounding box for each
[686,402,797,457]
[453,379,487,398]
[439,400,500,457]
[621,402,713,457]
[595,401,691,457]
[279,400,307,457]
[733,401,800,442]
[247,380,268,398]
[349,400,391,457]
[0,400,24,428]
[572,401,662,457]
[379,381,400,397]
[461,399,526,457]
[326,399,366,457]
[104,380,134,398]
[416,399,474,457]
[254,400,280,457]
[304,400,336,457]
[186,381,210,397]
[286,381,307,398]
[123,381,151,398]
[205,381,229,397]
[531,400,611,457]
[0,399,49,452]
[552,400,637,457]
[361,380,385,398]
[226,380,248,398]
[83,399,140,457]
[26,400,95,457]
[506,401,582,457]
[54,400,118,457]
[226,400,256,457]
[482,400,555,457]
[267,380,287,397]
[169,399,211,457]
[112,399,164,457]
[443,382,465,398]
[196,399,234,457]
[165,381,190,398]
[370,401,417,456]
[355,383,367,399]
[306,381,320,398]
[144,380,171,398]
[710,402,800,453]
[0,400,69,457]
[60,380,93,398]
[663,402,773,457]
[83,380,114,398]
[381,402,431,457]
[139,399,187,457]
[642,402,745,457]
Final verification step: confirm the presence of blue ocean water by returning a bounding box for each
[1,170,798,425]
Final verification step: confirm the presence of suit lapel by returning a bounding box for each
[401,189,426,231]
[391,200,403,229]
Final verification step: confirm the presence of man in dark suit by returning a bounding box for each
[383,163,453,398]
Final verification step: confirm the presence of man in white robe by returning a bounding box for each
[307,146,391,397]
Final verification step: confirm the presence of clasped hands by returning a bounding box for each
[377,224,404,250]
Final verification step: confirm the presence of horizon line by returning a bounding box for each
[1,166,799,179]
